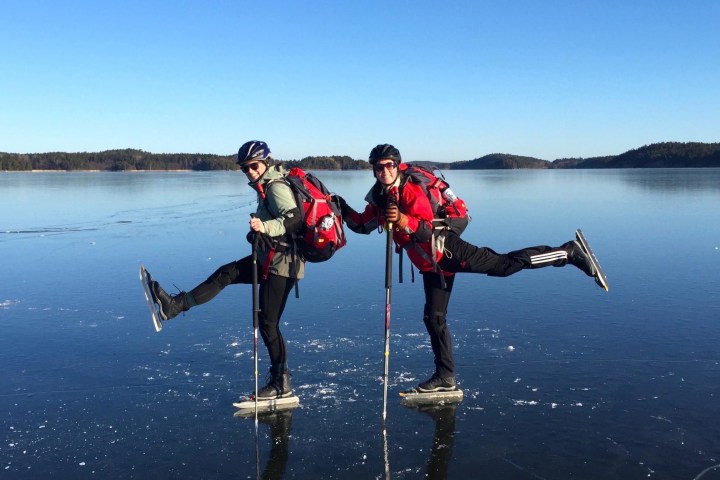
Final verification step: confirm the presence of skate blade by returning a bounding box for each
[399,389,463,406]
[233,394,300,415]
[575,230,609,292]
[139,265,163,332]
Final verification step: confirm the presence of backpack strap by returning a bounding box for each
[260,247,276,281]
[262,177,302,247]
[396,244,404,284]
[258,178,303,294]
[396,171,450,287]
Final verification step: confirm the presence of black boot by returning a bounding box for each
[150,281,190,321]
[256,371,293,399]
[563,240,596,277]
[418,373,456,393]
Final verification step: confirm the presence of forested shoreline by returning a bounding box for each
[1,142,719,171]
[0,150,370,172]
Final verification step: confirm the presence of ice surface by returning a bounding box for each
[2,170,720,479]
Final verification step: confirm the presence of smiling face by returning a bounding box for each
[241,161,268,182]
[373,159,399,186]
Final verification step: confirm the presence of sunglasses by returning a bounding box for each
[241,162,263,173]
[374,161,398,172]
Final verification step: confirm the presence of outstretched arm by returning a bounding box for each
[336,195,379,235]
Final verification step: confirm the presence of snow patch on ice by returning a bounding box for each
[306,339,329,351]
[395,371,417,383]
[650,416,672,423]
[1,299,19,309]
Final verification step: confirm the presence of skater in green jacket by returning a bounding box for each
[144,141,302,400]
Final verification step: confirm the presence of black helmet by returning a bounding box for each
[368,144,401,165]
[237,141,271,166]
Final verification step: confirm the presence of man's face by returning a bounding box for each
[373,159,398,186]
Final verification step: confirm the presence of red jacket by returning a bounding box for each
[344,165,447,274]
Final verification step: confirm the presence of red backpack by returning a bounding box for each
[274,167,347,263]
[401,163,470,235]
[396,164,471,285]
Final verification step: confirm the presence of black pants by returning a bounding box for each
[423,231,571,377]
[438,231,570,276]
[422,273,456,377]
[188,255,295,373]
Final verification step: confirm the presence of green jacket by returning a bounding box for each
[251,164,305,279]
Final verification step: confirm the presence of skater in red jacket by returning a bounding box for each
[339,144,607,393]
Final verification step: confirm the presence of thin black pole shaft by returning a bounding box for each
[382,222,393,422]
[250,214,261,480]
[251,216,260,423]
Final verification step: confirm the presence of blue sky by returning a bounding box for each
[1,1,718,161]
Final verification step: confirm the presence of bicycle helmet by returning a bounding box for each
[368,144,401,165]
[237,141,271,166]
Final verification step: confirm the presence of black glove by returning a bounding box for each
[331,194,345,208]
[247,230,275,251]
[259,232,276,251]
[332,194,351,216]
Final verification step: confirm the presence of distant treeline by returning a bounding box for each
[1,142,719,171]
[449,142,720,169]
[0,149,371,171]
[285,155,370,170]
[551,142,720,169]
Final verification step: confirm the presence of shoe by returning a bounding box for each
[256,372,293,400]
[150,281,188,321]
[564,240,596,278]
[417,373,456,393]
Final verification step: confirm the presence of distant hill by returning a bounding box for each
[451,153,551,170]
[446,142,720,169]
[589,142,720,168]
[551,142,720,168]
[551,156,615,169]
[1,142,718,171]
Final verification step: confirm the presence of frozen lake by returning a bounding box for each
[2,168,719,479]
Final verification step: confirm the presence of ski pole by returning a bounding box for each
[383,422,391,480]
[250,215,260,424]
[249,214,261,480]
[382,219,393,423]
